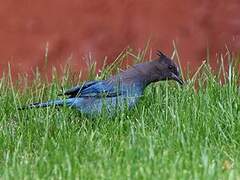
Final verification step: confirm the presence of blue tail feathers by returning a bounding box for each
[18,99,73,110]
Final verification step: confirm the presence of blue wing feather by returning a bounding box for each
[63,80,121,98]
[63,80,100,97]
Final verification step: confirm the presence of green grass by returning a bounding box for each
[0,49,240,179]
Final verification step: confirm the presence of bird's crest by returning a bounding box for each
[156,50,166,59]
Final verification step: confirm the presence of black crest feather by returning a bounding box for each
[156,50,166,58]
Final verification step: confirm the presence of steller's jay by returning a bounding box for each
[19,51,183,115]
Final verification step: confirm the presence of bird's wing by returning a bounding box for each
[62,80,99,97]
[62,80,122,98]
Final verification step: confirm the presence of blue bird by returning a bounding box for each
[19,51,183,115]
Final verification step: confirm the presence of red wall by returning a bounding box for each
[0,0,239,78]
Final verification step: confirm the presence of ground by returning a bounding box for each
[0,51,239,179]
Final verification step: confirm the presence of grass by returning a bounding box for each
[0,48,240,179]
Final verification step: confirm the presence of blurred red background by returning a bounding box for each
[0,0,239,78]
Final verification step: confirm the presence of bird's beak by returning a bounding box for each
[170,73,184,85]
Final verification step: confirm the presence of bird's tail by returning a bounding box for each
[18,99,73,110]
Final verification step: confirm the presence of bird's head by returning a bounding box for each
[151,50,184,85]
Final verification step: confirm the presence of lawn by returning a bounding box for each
[0,49,240,179]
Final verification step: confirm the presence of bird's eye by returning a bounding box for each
[168,65,173,69]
